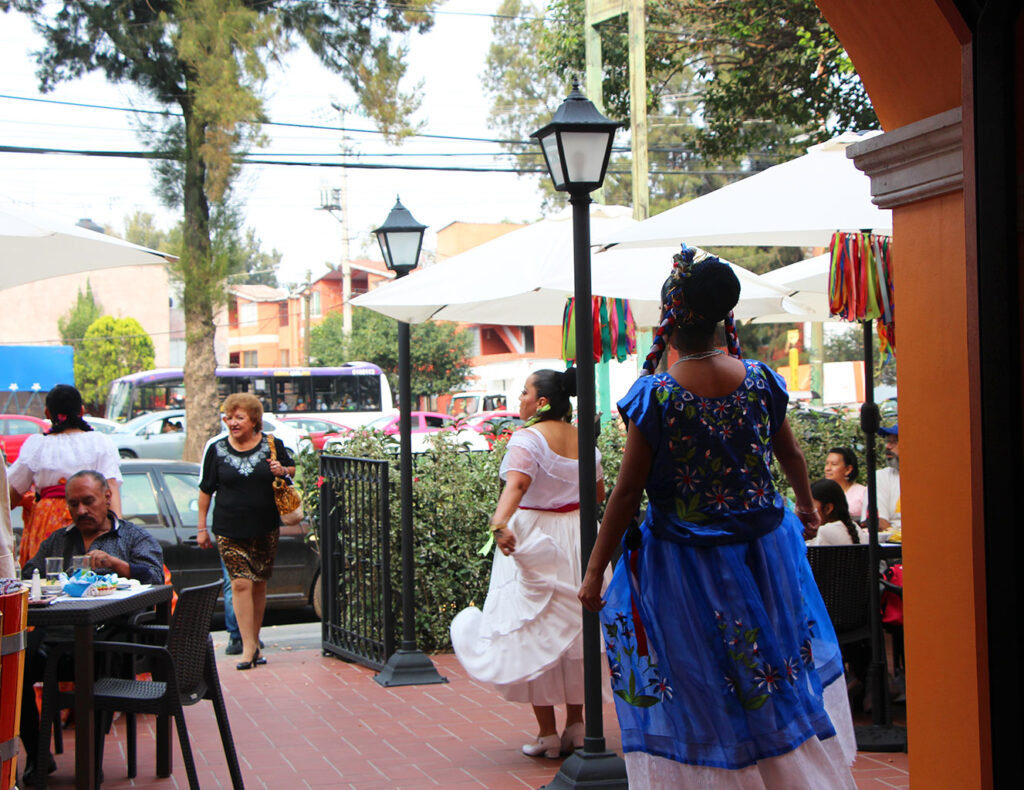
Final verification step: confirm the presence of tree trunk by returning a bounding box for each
[181,103,222,462]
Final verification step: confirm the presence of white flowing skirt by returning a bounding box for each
[450,508,597,705]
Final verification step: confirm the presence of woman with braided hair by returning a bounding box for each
[579,248,856,788]
[8,384,122,567]
[451,368,605,760]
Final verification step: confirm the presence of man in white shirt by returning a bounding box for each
[870,424,901,531]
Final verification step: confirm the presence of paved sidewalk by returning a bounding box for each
[31,623,910,789]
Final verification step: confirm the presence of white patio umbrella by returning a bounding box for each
[597,133,892,251]
[0,204,176,290]
[749,254,833,324]
[554,245,818,327]
[353,204,638,325]
[354,205,811,327]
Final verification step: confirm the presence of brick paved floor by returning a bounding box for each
[28,626,910,789]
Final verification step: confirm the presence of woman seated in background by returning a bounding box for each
[807,478,867,546]
[823,446,867,521]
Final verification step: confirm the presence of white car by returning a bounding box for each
[84,415,121,434]
[113,409,304,459]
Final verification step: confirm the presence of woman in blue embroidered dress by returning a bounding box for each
[578,248,856,788]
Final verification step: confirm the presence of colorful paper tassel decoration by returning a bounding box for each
[562,296,637,364]
[828,231,896,353]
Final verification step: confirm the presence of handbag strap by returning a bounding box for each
[267,433,277,461]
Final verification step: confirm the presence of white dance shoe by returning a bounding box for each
[522,733,561,758]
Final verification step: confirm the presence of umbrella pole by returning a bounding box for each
[855,318,907,751]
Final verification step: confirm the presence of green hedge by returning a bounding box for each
[300,410,881,653]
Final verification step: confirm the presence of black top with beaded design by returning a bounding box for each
[199,435,294,539]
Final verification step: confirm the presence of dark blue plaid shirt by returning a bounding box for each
[24,515,164,585]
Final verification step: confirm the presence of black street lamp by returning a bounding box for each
[373,196,446,688]
[531,84,627,789]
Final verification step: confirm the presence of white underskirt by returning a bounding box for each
[622,677,857,789]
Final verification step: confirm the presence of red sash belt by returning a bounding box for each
[519,502,579,513]
[37,484,66,500]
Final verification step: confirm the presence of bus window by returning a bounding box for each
[273,377,313,413]
[313,378,335,412]
[355,376,382,411]
[137,381,185,416]
[107,380,132,422]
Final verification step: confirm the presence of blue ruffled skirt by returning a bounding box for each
[601,510,847,771]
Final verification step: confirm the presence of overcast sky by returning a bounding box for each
[0,0,552,286]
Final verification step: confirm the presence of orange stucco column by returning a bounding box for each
[816,1,990,785]
[894,193,989,788]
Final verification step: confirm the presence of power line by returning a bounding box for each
[0,144,753,177]
[0,93,532,146]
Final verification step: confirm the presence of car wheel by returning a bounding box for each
[119,449,137,459]
[312,573,323,621]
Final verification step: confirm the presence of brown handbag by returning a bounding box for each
[268,435,304,526]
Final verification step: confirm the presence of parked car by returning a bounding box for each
[9,459,320,615]
[120,459,319,613]
[0,414,50,463]
[464,410,524,448]
[112,409,304,459]
[364,411,490,452]
[280,416,352,451]
[83,415,120,434]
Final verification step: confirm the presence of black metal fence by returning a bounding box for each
[319,455,394,670]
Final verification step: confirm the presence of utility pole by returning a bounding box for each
[584,0,649,220]
[332,101,353,334]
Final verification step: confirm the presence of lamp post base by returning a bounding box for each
[374,648,448,687]
[539,747,628,789]
[855,724,908,752]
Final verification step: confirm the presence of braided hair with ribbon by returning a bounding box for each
[642,245,742,375]
[44,384,94,434]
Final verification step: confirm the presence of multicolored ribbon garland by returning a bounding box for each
[828,231,896,355]
[562,296,637,364]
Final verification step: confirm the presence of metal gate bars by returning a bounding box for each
[319,455,394,669]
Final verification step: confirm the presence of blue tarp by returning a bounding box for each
[1,345,75,392]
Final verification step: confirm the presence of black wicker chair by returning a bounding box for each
[39,581,244,789]
[805,545,873,646]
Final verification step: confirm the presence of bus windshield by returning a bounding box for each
[105,365,394,428]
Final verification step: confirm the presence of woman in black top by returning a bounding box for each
[198,393,295,670]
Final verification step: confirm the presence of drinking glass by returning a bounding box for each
[72,555,91,573]
[45,557,63,583]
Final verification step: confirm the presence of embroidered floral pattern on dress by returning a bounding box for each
[214,437,269,476]
[604,611,666,709]
[650,362,780,522]
[715,609,817,711]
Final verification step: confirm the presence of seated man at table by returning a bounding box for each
[19,469,164,786]
[861,423,901,533]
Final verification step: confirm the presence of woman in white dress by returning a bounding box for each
[7,385,122,566]
[451,368,603,759]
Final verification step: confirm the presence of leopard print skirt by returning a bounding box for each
[218,529,280,582]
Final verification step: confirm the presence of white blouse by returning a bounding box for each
[807,520,869,546]
[499,427,602,511]
[7,431,122,494]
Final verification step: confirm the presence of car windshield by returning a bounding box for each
[366,414,395,430]
[117,411,184,433]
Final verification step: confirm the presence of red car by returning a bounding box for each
[0,414,51,463]
[279,416,352,451]
[464,410,524,448]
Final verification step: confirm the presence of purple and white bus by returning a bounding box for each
[105,363,394,428]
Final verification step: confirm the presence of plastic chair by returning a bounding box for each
[39,581,244,789]
[805,545,873,645]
